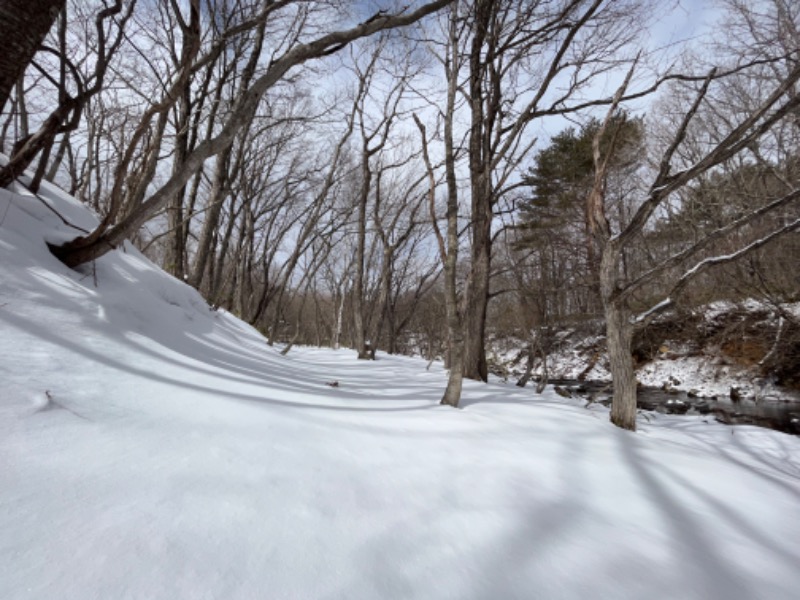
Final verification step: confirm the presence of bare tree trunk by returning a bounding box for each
[280,284,312,356]
[0,0,64,113]
[350,42,406,360]
[189,148,231,287]
[535,352,548,394]
[516,339,538,388]
[209,196,241,300]
[44,131,70,182]
[165,94,190,279]
[439,5,464,407]
[352,157,370,359]
[1,1,132,189]
[441,323,465,407]
[333,284,346,350]
[367,247,393,359]
[461,0,492,383]
[605,299,637,431]
[462,225,490,381]
[189,15,265,288]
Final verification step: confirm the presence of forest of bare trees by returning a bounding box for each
[1,0,798,430]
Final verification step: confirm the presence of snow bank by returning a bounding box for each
[2,183,800,599]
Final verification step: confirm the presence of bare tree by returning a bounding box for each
[588,50,800,430]
[414,0,465,406]
[369,161,428,358]
[47,0,453,268]
[449,0,645,383]
[349,38,420,359]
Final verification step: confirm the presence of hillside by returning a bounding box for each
[2,180,800,599]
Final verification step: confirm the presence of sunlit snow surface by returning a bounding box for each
[1,182,800,600]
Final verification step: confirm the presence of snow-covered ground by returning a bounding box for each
[636,353,763,400]
[2,181,800,600]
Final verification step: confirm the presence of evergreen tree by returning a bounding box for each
[519,114,643,239]
[514,114,644,318]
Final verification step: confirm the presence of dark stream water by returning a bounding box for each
[550,380,800,436]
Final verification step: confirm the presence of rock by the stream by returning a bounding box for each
[790,413,800,434]
[662,398,691,415]
[693,401,713,415]
[554,386,572,399]
[730,386,743,403]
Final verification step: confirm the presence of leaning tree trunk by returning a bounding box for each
[49,0,454,269]
[0,0,64,114]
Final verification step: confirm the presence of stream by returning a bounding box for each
[550,380,800,435]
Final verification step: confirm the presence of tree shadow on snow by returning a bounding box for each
[614,430,799,599]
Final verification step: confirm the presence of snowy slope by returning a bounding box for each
[2,181,800,600]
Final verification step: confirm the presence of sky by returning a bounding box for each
[649,0,719,51]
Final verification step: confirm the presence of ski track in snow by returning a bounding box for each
[1,182,800,599]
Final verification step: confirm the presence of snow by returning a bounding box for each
[2,183,800,600]
[636,353,770,400]
[634,297,673,324]
[632,301,800,400]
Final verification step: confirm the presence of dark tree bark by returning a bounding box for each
[461,0,493,383]
[188,14,267,289]
[0,0,132,189]
[458,0,612,383]
[0,0,64,113]
[352,147,372,359]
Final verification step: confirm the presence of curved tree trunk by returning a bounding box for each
[0,0,64,114]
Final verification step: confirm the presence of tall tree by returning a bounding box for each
[415,0,645,406]
[452,0,645,383]
[589,54,800,431]
[48,0,454,269]
[414,0,464,406]
[518,115,643,318]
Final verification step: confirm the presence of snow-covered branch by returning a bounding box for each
[616,187,800,305]
[632,214,800,329]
